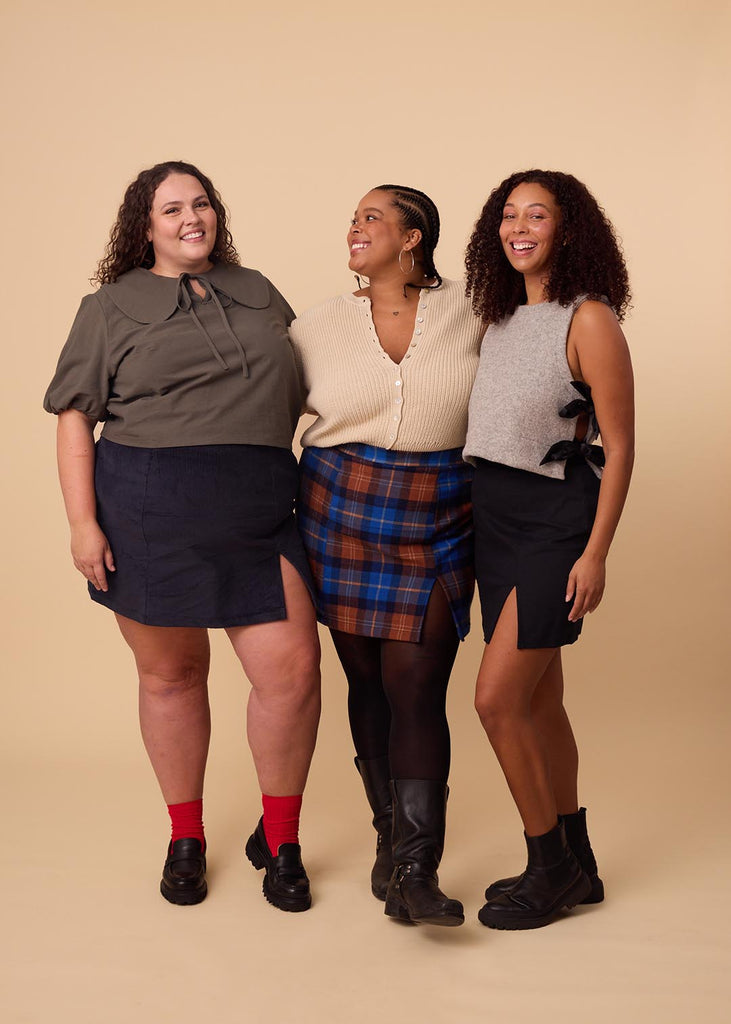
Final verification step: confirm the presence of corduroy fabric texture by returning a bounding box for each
[90,439,313,626]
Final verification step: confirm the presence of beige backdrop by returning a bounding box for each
[3,1,730,1022]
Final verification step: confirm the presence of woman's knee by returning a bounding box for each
[474,685,526,738]
[138,655,209,699]
[252,635,321,709]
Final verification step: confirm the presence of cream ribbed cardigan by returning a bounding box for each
[289,278,484,451]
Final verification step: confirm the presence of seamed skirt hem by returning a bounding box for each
[472,457,600,649]
[298,444,475,643]
[90,439,314,629]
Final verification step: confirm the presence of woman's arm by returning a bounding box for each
[565,301,635,621]
[56,409,115,592]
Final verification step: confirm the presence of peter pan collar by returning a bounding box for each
[102,263,270,324]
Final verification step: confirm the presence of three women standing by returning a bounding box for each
[44,161,320,911]
[290,185,484,926]
[464,169,634,928]
[46,162,633,929]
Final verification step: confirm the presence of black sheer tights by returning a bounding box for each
[330,583,460,781]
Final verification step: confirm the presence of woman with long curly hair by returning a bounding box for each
[463,170,634,929]
[44,161,320,912]
[290,185,484,926]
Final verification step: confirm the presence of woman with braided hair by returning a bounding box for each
[290,185,483,926]
[464,170,634,930]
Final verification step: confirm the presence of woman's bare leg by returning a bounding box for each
[226,557,321,795]
[115,615,211,803]
[474,589,559,836]
[530,654,580,815]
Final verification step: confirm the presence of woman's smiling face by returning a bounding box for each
[146,172,218,276]
[498,181,561,283]
[346,189,418,277]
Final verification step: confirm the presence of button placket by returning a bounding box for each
[408,290,428,355]
[388,369,404,445]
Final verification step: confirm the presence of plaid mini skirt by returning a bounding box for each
[298,444,474,642]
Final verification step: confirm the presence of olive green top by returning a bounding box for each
[43,264,302,449]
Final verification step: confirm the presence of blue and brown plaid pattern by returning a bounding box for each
[297,444,474,642]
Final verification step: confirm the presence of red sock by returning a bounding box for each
[167,798,205,847]
[261,794,303,855]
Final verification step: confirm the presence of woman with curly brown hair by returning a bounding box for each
[44,161,320,912]
[463,170,634,930]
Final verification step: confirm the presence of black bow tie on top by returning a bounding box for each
[540,380,604,468]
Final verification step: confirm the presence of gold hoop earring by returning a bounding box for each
[398,248,415,274]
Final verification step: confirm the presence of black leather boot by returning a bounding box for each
[484,807,604,904]
[478,820,591,930]
[384,779,464,927]
[562,807,604,903]
[354,756,393,901]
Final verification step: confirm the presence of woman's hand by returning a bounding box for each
[566,551,606,622]
[70,520,115,591]
[56,410,116,591]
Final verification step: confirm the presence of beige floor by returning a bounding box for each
[5,627,730,1024]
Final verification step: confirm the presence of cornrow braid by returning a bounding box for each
[375,184,442,289]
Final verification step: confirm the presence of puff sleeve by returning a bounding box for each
[43,293,111,421]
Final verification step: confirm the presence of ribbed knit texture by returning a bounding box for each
[262,793,303,855]
[289,279,484,452]
[464,297,606,479]
[167,798,205,846]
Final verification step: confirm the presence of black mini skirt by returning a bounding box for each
[472,457,600,649]
[90,439,314,628]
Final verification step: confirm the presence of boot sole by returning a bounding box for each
[245,836,312,913]
[478,873,592,930]
[385,896,464,927]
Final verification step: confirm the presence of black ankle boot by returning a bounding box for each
[478,820,591,930]
[354,756,393,901]
[562,807,604,903]
[384,779,464,927]
[484,807,604,904]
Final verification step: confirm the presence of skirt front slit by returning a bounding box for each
[472,457,600,649]
[91,438,313,627]
[298,444,475,643]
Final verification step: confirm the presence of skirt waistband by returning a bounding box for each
[309,443,467,470]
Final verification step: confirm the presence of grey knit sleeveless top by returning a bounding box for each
[463,296,607,480]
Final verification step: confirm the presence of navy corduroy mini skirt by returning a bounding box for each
[298,444,475,643]
[90,438,314,628]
